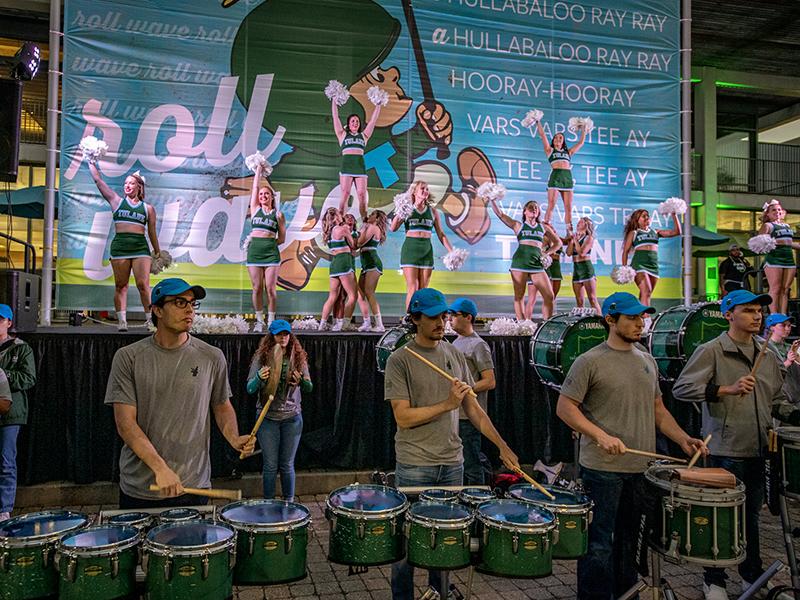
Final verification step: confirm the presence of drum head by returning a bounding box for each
[532,313,607,387]
[328,484,407,514]
[681,304,727,360]
[0,511,89,541]
[147,521,234,547]
[409,501,472,521]
[221,500,310,527]
[457,488,495,505]
[159,508,200,521]
[60,525,139,550]
[508,484,590,508]
[477,499,555,529]
[419,489,457,502]
[108,512,151,526]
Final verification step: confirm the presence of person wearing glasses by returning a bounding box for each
[105,278,255,508]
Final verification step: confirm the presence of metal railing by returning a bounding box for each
[717,155,800,196]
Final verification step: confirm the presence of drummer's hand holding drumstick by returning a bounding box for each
[595,432,627,455]
[153,465,184,498]
[719,374,756,397]
[677,435,710,459]
[445,379,472,410]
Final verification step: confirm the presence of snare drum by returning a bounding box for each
[405,502,473,570]
[531,313,607,388]
[157,508,200,524]
[646,464,745,566]
[375,326,414,373]
[457,487,495,509]
[326,484,409,566]
[507,484,593,559]
[107,512,153,532]
[476,499,557,578]
[143,520,236,600]
[777,427,800,499]
[649,303,728,381]
[219,499,310,585]
[0,510,90,600]
[419,489,458,503]
[56,525,141,600]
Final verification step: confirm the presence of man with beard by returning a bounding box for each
[556,291,706,600]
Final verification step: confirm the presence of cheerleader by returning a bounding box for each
[760,198,800,314]
[535,122,587,231]
[621,209,681,306]
[319,208,358,331]
[332,214,369,331]
[332,100,382,220]
[88,163,160,330]
[490,199,562,320]
[568,217,601,314]
[246,163,286,332]
[525,239,566,320]
[390,181,454,310]
[356,210,387,332]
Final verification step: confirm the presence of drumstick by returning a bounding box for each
[511,466,556,500]
[403,347,478,400]
[751,331,773,377]
[148,485,242,501]
[687,433,712,469]
[624,448,687,463]
[240,394,275,459]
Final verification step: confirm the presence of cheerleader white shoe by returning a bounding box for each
[318,321,331,332]
[370,325,385,333]
[253,321,265,333]
[702,583,729,600]
[358,321,372,332]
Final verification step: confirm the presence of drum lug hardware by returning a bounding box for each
[163,554,173,581]
[111,553,119,579]
[285,531,294,554]
[357,520,366,540]
[141,550,149,573]
[712,506,719,558]
[462,528,470,548]
[403,521,410,538]
[248,531,255,556]
[330,515,337,532]
[482,525,489,547]
[430,526,437,550]
[551,527,559,547]
[391,517,397,536]
[201,552,210,580]
[0,551,7,573]
[512,529,520,555]
[666,534,680,559]
[229,545,237,571]
[42,544,53,568]
[67,557,77,582]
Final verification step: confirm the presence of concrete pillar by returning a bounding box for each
[694,67,719,299]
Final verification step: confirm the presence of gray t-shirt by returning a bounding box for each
[104,335,232,499]
[561,342,659,474]
[452,332,494,416]
[0,369,11,402]
[384,338,474,466]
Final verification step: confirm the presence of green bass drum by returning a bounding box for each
[375,326,414,373]
[649,303,728,380]
[531,312,608,388]
[776,427,800,500]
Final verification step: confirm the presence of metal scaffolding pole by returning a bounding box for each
[681,0,693,305]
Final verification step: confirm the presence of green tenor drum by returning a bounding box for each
[776,427,800,500]
[157,508,200,525]
[649,303,728,381]
[531,312,607,388]
[404,502,473,570]
[107,512,153,533]
[219,500,310,585]
[419,489,458,503]
[142,521,236,600]
[646,464,745,566]
[326,484,409,566]
[376,326,414,373]
[507,484,593,559]
[457,488,496,536]
[56,525,141,600]
[476,499,557,578]
[0,510,90,600]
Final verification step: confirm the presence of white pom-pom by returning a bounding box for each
[748,234,777,255]
[191,314,250,335]
[393,191,413,221]
[244,151,273,176]
[521,109,544,128]
[611,265,637,284]
[658,197,687,216]
[291,316,321,330]
[444,320,455,335]
[476,182,507,201]
[443,248,469,271]
[570,307,598,317]
[80,135,108,163]
[568,116,595,134]
[241,233,253,252]
[516,319,538,336]
[149,250,173,275]
[541,254,553,269]
[366,86,389,107]
[324,80,350,106]
[582,117,594,132]
[489,317,520,335]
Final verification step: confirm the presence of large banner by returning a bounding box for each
[59,0,680,313]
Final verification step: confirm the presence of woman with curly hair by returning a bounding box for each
[356,209,388,331]
[319,207,358,331]
[390,181,454,310]
[568,216,602,314]
[535,123,588,231]
[621,208,681,306]
[247,320,312,500]
[760,198,800,314]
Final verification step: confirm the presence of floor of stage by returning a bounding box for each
[11,496,798,600]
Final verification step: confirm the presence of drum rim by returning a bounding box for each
[776,426,800,443]
[0,510,90,547]
[645,465,746,499]
[143,519,235,556]
[57,525,141,555]
[419,489,459,502]
[219,499,311,531]
[457,487,495,501]
[476,499,557,532]
[108,512,153,526]
[407,501,473,528]
[326,484,409,518]
[157,507,200,522]
[507,484,593,513]
[375,327,414,372]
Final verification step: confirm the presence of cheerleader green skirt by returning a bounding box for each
[360,249,383,274]
[573,260,595,282]
[340,154,367,177]
[765,245,795,268]
[631,250,659,277]
[510,244,544,273]
[330,252,355,277]
[246,236,281,267]
[546,258,562,280]
[547,168,574,191]
[400,237,434,269]
[110,232,150,260]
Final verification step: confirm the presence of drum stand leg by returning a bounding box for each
[738,560,784,600]
[464,566,474,600]
[617,552,675,600]
[779,493,800,590]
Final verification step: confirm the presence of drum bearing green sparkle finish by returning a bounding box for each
[531,313,607,388]
[404,502,473,570]
[143,521,236,600]
[56,525,141,600]
[507,484,593,559]
[0,510,90,600]
[457,487,496,537]
[326,484,409,566]
[375,327,415,373]
[219,500,310,585]
[476,500,557,578]
[776,427,800,500]
[648,303,728,381]
[646,464,745,566]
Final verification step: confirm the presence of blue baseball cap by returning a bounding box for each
[408,288,449,317]
[448,297,478,318]
[720,289,771,314]
[151,278,207,306]
[0,304,12,321]
[765,313,793,328]
[601,292,656,317]
[268,319,292,335]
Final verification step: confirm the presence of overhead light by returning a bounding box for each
[11,42,41,81]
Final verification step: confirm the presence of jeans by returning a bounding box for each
[256,413,303,500]
[118,488,209,509]
[578,467,646,600]
[391,462,464,600]
[459,420,484,485]
[0,425,20,512]
[704,456,764,587]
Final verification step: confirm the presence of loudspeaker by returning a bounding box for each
[0,78,23,183]
[0,270,39,332]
